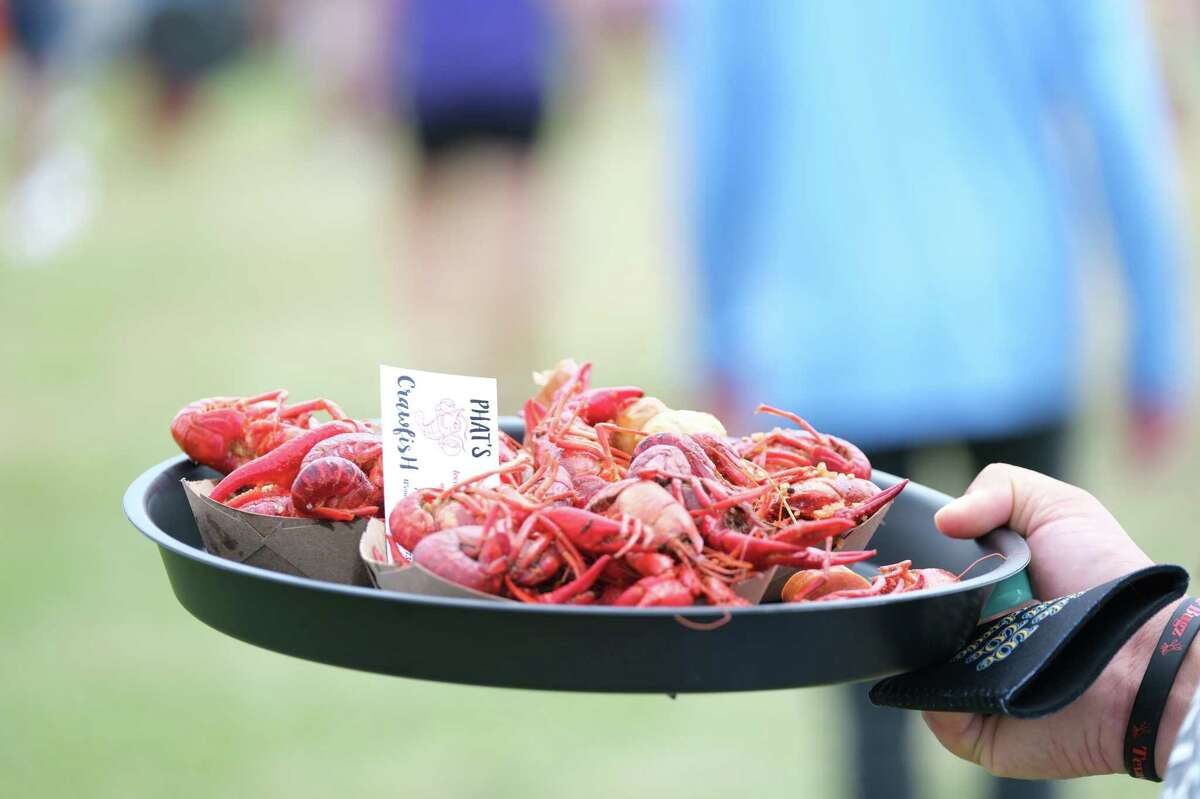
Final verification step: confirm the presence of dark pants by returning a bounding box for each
[845,423,1067,799]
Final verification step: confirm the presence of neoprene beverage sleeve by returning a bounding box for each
[870,565,1189,719]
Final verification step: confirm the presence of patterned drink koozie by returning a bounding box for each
[870,565,1189,719]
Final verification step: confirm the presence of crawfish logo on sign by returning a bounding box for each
[379,365,500,515]
[417,398,468,456]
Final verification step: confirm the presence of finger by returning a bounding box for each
[933,463,1085,539]
[922,711,985,766]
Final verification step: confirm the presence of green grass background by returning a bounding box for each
[2,47,1197,798]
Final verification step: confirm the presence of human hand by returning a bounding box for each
[921,464,1195,780]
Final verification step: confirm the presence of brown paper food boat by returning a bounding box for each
[182,479,372,587]
[359,519,513,602]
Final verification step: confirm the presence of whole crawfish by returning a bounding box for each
[292,432,384,520]
[207,423,387,523]
[736,405,873,479]
[522,360,643,497]
[759,466,910,545]
[537,476,754,606]
[413,505,610,602]
[171,390,371,473]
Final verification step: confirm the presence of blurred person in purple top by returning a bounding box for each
[401,0,553,156]
[385,0,560,410]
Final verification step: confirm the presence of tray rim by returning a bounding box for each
[125,454,1031,619]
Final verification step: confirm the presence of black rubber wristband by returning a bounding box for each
[1125,596,1200,781]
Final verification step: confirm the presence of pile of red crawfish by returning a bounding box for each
[169,362,966,606]
[170,391,384,522]
[386,360,951,607]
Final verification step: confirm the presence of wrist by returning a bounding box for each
[1106,598,1200,778]
[1153,603,1200,777]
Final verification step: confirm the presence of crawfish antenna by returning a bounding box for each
[955,552,1007,581]
[754,404,827,443]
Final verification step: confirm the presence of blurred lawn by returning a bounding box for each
[2,50,1197,799]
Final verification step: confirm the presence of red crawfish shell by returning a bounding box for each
[632,432,718,480]
[301,432,382,470]
[412,526,511,595]
[291,456,377,514]
[587,479,701,551]
[584,478,641,515]
[435,500,481,530]
[628,444,693,481]
[571,475,608,507]
[388,490,439,551]
[912,568,959,589]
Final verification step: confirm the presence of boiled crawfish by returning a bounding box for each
[736,405,872,479]
[411,505,611,603]
[171,390,372,473]
[292,432,384,520]
[205,423,385,522]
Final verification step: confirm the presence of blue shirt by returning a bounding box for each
[672,0,1188,448]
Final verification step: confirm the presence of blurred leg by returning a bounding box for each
[491,149,544,412]
[844,446,916,799]
[404,141,545,411]
[967,422,1067,799]
[400,86,547,408]
[6,0,63,176]
[988,776,1054,799]
[845,683,915,799]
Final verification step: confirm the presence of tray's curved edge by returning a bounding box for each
[125,455,1031,618]
[149,532,992,695]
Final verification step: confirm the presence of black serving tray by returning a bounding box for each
[123,419,1030,693]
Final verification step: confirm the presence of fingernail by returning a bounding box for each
[934,494,972,530]
[934,500,959,528]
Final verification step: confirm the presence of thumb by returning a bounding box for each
[922,711,986,767]
[933,463,1092,540]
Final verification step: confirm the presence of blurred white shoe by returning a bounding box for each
[5,143,95,265]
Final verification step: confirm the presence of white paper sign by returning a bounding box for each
[378,366,499,561]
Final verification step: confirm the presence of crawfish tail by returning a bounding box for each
[291,455,379,519]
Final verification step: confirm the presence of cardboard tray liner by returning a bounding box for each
[360,518,514,601]
[182,479,372,587]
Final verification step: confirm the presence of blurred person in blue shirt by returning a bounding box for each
[670,2,1190,799]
